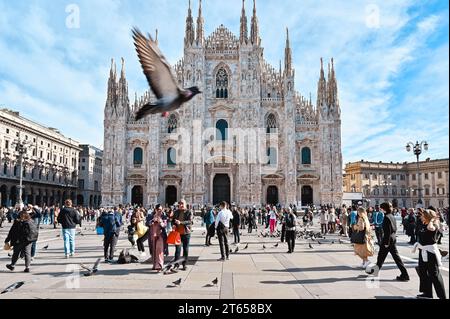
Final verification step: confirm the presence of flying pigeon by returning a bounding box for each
[243,243,249,250]
[212,277,218,286]
[81,258,101,277]
[439,249,448,257]
[172,278,182,286]
[308,243,314,249]
[274,243,279,247]
[1,281,25,294]
[132,28,202,120]
[42,244,49,250]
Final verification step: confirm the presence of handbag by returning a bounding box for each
[96,226,104,235]
[3,243,11,251]
[167,230,181,245]
[351,230,366,244]
[136,222,148,238]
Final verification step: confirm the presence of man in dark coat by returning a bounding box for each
[172,199,193,270]
[374,202,410,281]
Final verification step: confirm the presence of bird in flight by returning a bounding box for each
[81,258,101,277]
[1,281,25,294]
[132,28,202,120]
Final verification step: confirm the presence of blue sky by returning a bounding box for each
[0,0,448,166]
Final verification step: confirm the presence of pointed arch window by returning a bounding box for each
[133,147,143,167]
[215,67,229,99]
[301,147,312,165]
[168,114,178,133]
[266,113,278,133]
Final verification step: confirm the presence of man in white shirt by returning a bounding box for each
[215,201,233,261]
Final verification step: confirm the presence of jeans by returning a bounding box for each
[217,227,229,259]
[375,226,383,244]
[233,225,240,244]
[11,242,32,268]
[104,233,119,260]
[50,213,55,227]
[174,234,190,267]
[62,228,76,256]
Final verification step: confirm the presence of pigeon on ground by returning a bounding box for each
[339,239,343,244]
[42,245,49,250]
[132,28,202,120]
[202,232,205,236]
[229,249,233,254]
[81,258,101,277]
[212,277,218,286]
[243,243,248,250]
[262,244,266,249]
[309,243,314,249]
[234,247,239,253]
[172,278,182,286]
[1,281,25,294]
[331,241,335,245]
[56,234,60,237]
[274,243,279,248]
[318,241,322,245]
[8,253,12,257]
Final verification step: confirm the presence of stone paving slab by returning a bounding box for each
[0,219,448,299]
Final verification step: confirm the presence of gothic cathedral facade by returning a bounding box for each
[102,0,343,208]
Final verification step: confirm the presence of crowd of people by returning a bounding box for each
[1,199,448,299]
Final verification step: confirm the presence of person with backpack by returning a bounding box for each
[57,199,81,258]
[285,208,297,253]
[5,210,38,273]
[99,208,123,263]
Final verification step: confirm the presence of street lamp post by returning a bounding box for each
[11,137,32,208]
[406,141,428,207]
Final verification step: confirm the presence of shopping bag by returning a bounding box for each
[96,226,104,235]
[167,230,181,245]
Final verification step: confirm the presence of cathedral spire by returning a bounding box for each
[196,0,204,46]
[240,0,248,44]
[185,0,195,46]
[328,58,339,108]
[284,27,292,76]
[120,57,126,81]
[250,0,260,46]
[317,57,327,111]
[155,29,158,45]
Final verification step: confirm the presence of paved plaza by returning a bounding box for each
[0,217,448,299]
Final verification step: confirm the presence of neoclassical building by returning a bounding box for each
[344,158,449,208]
[102,0,343,207]
[0,109,80,207]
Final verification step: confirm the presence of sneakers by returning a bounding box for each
[24,268,30,273]
[70,253,75,257]
[6,264,15,271]
[217,257,225,261]
[417,293,432,299]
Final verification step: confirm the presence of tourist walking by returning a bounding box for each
[372,205,384,245]
[172,199,193,270]
[215,201,233,261]
[285,207,297,253]
[328,208,337,233]
[5,209,38,273]
[269,206,278,236]
[372,202,409,281]
[320,209,328,234]
[100,208,122,262]
[414,209,446,299]
[149,204,167,271]
[203,206,215,246]
[406,208,417,244]
[133,213,149,257]
[57,200,81,258]
[231,206,240,244]
[352,207,374,268]
[341,207,349,237]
